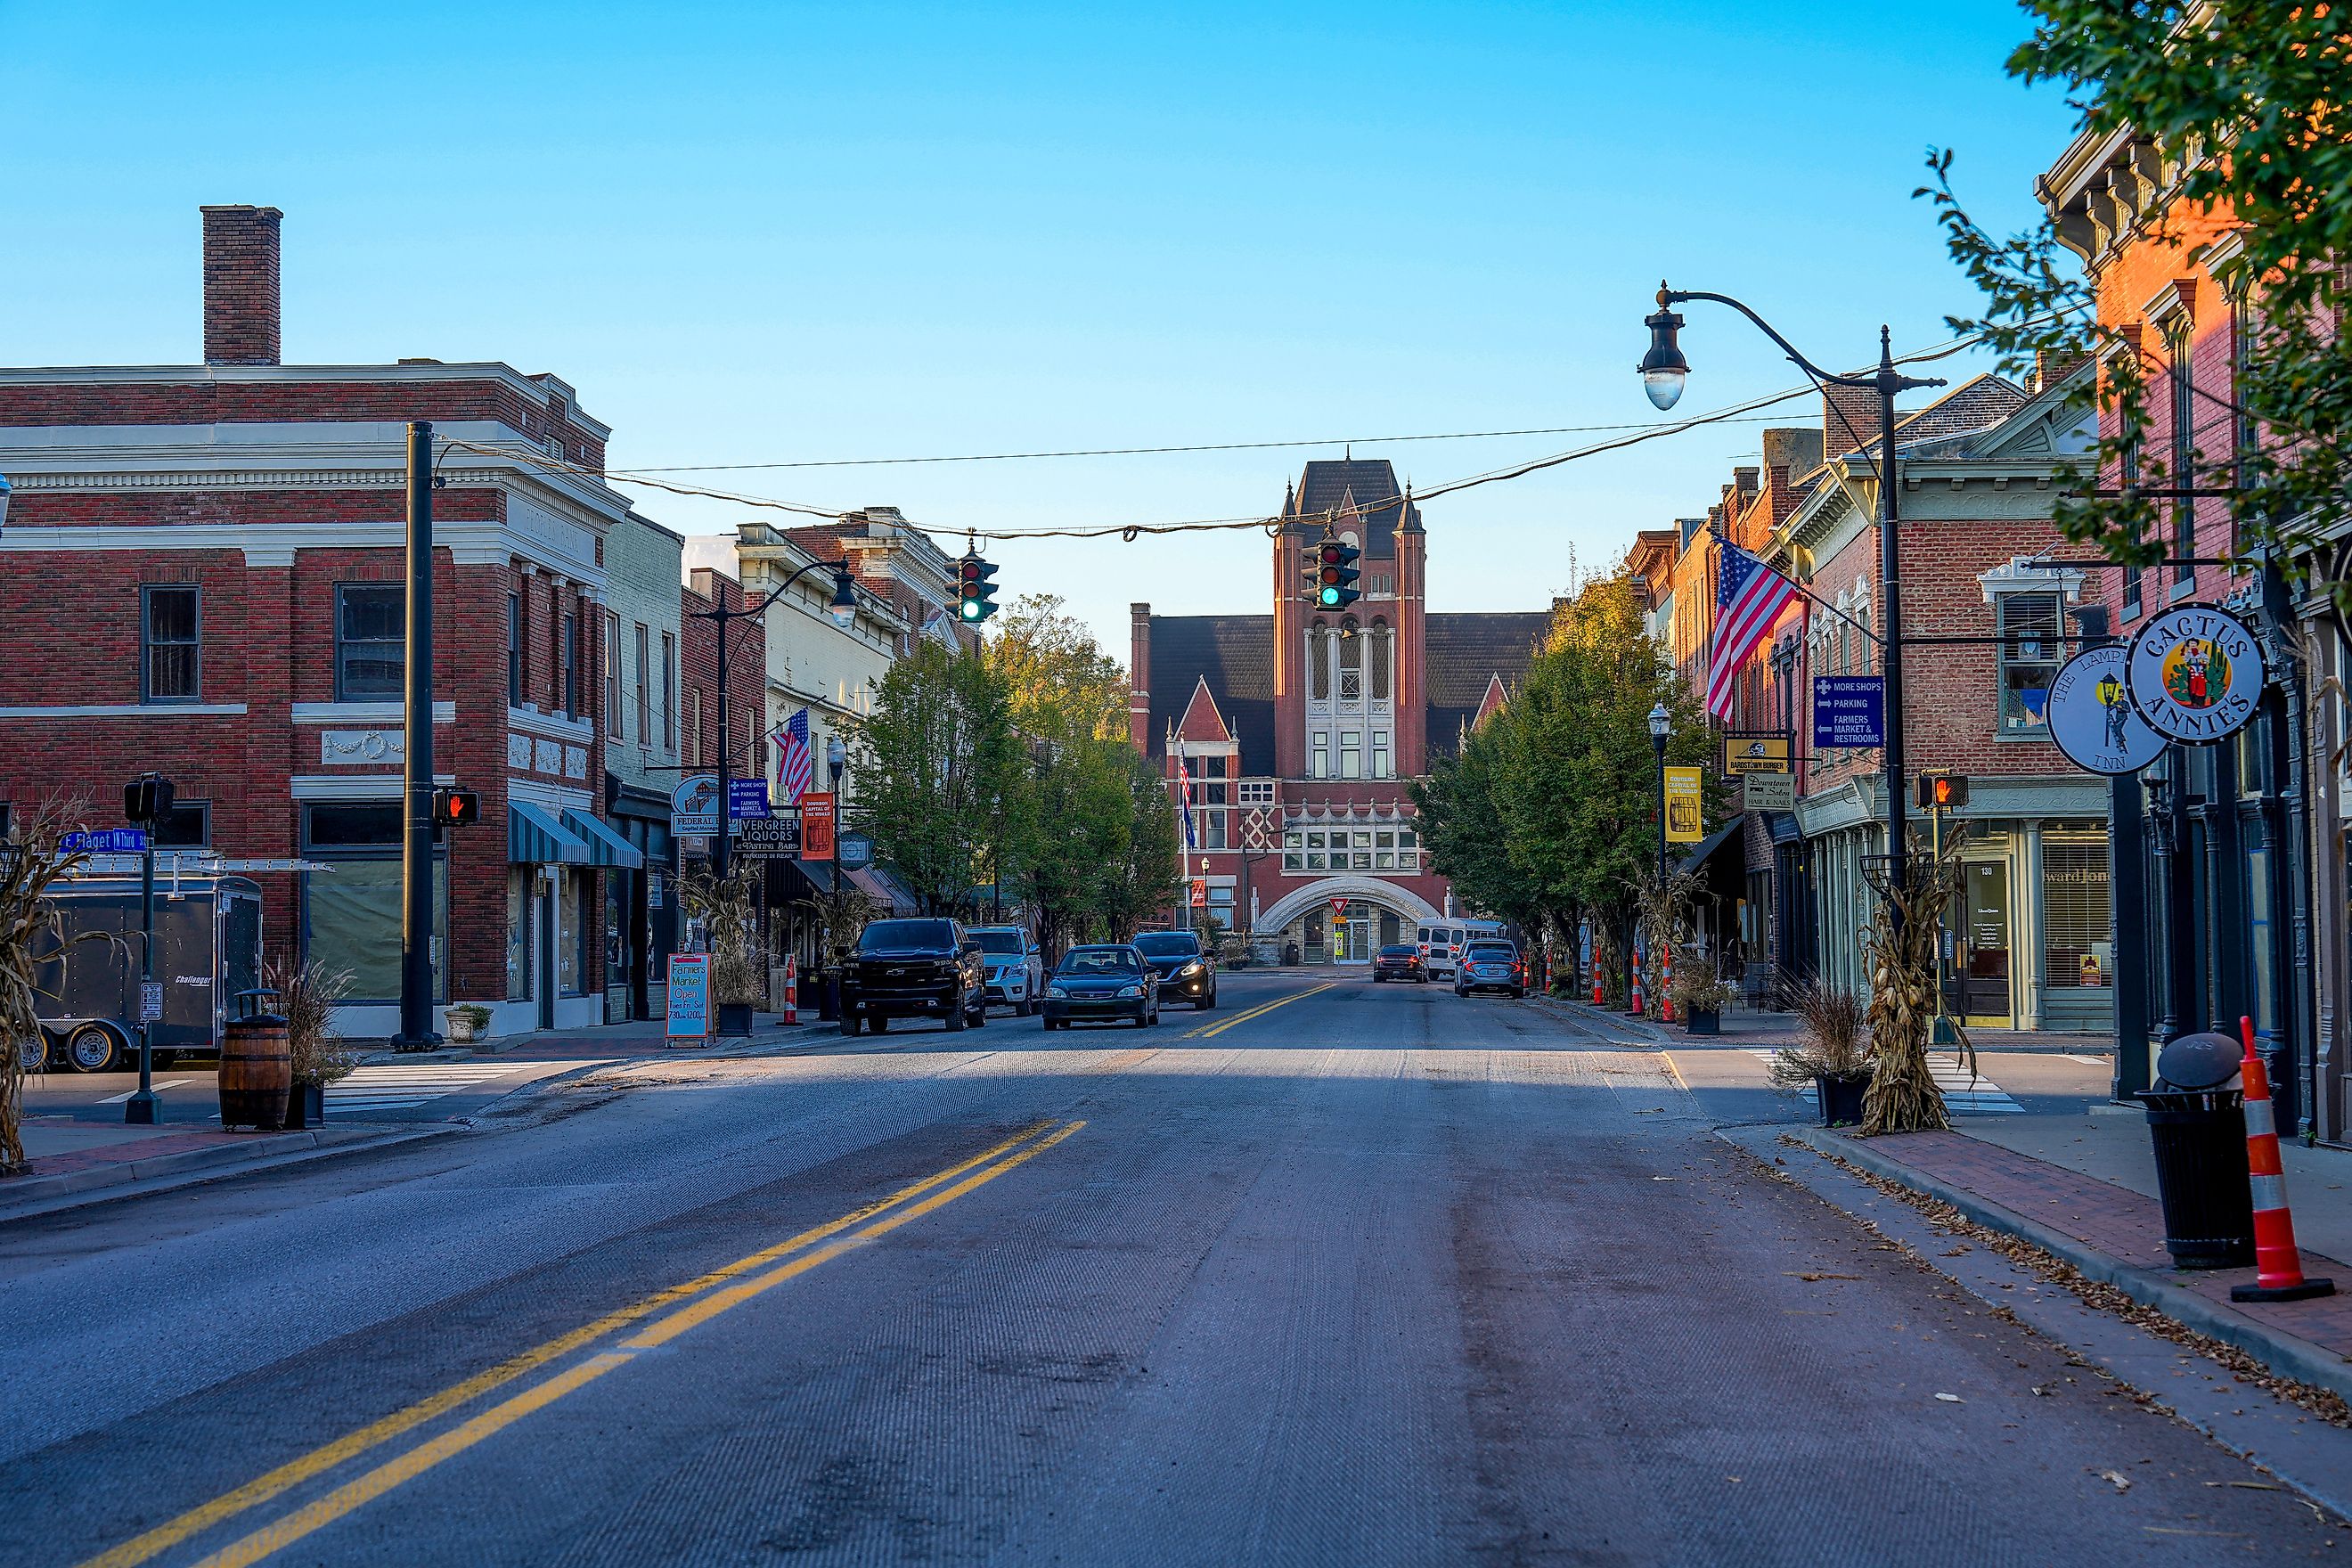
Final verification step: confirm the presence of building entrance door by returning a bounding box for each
[1342,917,1373,963]
[1961,860,2013,1026]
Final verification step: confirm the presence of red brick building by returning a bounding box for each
[0,206,647,1040]
[1130,459,1546,960]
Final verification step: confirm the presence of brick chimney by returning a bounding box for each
[200,205,282,365]
[1822,384,1878,459]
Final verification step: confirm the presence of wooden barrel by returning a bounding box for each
[219,1014,291,1131]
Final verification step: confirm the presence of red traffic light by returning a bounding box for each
[431,788,481,829]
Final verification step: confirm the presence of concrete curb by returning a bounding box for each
[1764,1123,2352,1409]
[0,1124,458,1225]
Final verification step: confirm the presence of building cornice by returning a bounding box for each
[0,362,614,439]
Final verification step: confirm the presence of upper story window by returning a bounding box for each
[1368,619,1392,702]
[141,586,201,704]
[508,592,524,706]
[633,624,651,743]
[1238,780,1276,805]
[336,584,403,700]
[2120,421,2145,617]
[1338,619,1362,701]
[1997,592,2062,735]
[562,611,581,720]
[1309,625,1331,701]
[2168,323,2197,587]
[658,630,674,753]
[605,610,624,738]
[1311,729,1329,779]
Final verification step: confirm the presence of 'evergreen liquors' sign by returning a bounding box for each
[2124,603,2266,744]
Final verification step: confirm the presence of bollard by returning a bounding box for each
[2230,1016,2334,1303]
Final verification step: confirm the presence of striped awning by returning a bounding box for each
[560,808,646,870]
[509,800,592,865]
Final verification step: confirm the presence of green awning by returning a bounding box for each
[510,800,592,865]
[560,808,646,870]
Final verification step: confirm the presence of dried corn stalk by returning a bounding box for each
[0,803,91,1173]
[1860,829,1970,1136]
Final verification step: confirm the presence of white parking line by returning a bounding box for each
[97,1078,194,1104]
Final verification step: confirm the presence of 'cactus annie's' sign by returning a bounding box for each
[2124,603,2266,743]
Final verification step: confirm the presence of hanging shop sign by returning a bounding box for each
[1663,765,1704,843]
[798,793,837,862]
[1721,732,1792,775]
[1811,676,1885,749]
[2046,645,2168,775]
[669,773,721,837]
[1742,772,1795,812]
[2125,603,2266,744]
[836,831,875,870]
[735,815,802,860]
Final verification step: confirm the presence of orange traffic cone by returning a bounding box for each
[2230,1016,2335,1303]
[1661,943,1676,1025]
[1628,944,1645,1017]
[780,955,799,1026]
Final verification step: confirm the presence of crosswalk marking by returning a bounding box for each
[1750,1049,2023,1115]
[323,1063,557,1114]
[97,1078,194,1104]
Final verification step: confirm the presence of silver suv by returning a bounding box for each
[968,927,1044,1017]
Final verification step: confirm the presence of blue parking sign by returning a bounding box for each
[1812,676,1885,748]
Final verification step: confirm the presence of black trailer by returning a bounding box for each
[30,875,264,1072]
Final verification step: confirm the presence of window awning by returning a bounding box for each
[510,800,592,865]
[1676,819,1744,878]
[560,808,645,870]
[848,864,917,916]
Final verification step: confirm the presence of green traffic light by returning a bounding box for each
[961,599,984,620]
[1318,586,1341,606]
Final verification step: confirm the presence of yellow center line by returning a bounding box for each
[183,1121,1086,1568]
[77,1120,1065,1568]
[1661,1051,1692,1093]
[1185,982,1334,1040]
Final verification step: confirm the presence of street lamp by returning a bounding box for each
[1647,702,1670,892]
[1638,282,1945,919]
[823,731,849,1020]
[691,558,859,885]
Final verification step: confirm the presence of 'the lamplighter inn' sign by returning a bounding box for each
[2124,603,2266,744]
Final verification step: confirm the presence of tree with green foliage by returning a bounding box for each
[1920,4,2352,612]
[847,639,1028,916]
[1103,747,1182,943]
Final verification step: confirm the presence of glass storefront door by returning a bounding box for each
[1961,861,2013,1026]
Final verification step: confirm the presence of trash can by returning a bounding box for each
[2142,1030,2255,1270]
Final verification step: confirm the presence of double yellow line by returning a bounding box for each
[1183,981,1334,1040]
[82,1119,1085,1568]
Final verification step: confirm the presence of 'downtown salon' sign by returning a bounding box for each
[2124,603,2266,744]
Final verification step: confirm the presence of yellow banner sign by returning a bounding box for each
[1722,733,1791,775]
[1664,765,1705,843]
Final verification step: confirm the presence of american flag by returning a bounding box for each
[1172,734,1196,851]
[1707,539,1801,720]
[772,707,814,804]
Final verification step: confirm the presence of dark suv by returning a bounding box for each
[839,918,988,1035]
[1131,929,1217,1009]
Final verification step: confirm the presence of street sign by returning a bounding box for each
[1328,896,1348,916]
[2047,645,2168,775]
[727,778,771,821]
[799,793,836,862]
[1721,732,1792,775]
[1742,772,1795,812]
[666,954,712,1041]
[1663,766,1704,842]
[2125,603,2266,744]
[139,981,163,1022]
[837,831,875,870]
[62,829,149,853]
[735,815,803,860]
[1812,676,1885,748]
[670,774,721,837]
[1191,878,1208,907]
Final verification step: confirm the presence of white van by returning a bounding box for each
[1418,919,1507,980]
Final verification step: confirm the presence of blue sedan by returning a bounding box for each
[1041,945,1160,1029]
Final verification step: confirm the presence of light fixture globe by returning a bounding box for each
[1639,289,1689,411]
[1647,701,1671,740]
[826,564,858,627]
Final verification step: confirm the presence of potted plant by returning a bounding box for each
[443,1003,492,1044]
[1768,979,1872,1127]
[1670,959,1736,1036]
[268,959,355,1130]
[684,870,763,1037]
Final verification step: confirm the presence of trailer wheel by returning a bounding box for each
[65,1024,124,1074]
[16,1034,47,1073]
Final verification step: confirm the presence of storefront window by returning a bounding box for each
[506,869,532,1001]
[302,804,444,1003]
[2042,832,2111,992]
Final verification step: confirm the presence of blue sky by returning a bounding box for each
[0,2,2074,655]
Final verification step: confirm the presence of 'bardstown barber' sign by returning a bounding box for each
[2124,603,2266,744]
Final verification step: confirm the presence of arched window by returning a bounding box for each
[1309,623,1330,700]
[1369,619,1391,701]
[1338,617,1362,701]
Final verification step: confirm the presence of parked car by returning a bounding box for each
[1041,945,1159,1029]
[838,918,987,1035]
[1131,929,1216,1009]
[967,926,1044,1016]
[1454,939,1526,999]
[1419,919,1508,982]
[1372,943,1426,983]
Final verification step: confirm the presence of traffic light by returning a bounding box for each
[1914,772,1969,812]
[956,552,1000,622]
[431,788,481,829]
[123,772,175,826]
[1307,536,1360,608]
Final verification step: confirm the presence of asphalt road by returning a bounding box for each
[3,974,2339,1566]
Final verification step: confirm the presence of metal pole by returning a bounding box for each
[1874,331,1909,919]
[395,421,437,1048]
[125,841,159,1124]
[713,606,731,886]
[2111,773,2152,1100]
[1654,733,1668,888]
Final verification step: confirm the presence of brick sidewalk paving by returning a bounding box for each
[1825,1128,2352,1377]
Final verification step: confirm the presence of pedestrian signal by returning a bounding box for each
[123,772,176,826]
[957,553,1000,622]
[1914,772,1969,811]
[431,788,481,829]
[1307,536,1360,608]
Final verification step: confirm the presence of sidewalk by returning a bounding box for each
[1763,1108,2352,1405]
[350,1010,812,1066]
[1544,994,2105,1054]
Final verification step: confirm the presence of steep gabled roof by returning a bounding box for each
[1146,616,1275,772]
[1175,675,1232,744]
[1286,457,1422,559]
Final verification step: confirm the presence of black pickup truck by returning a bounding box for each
[838,917,988,1035]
